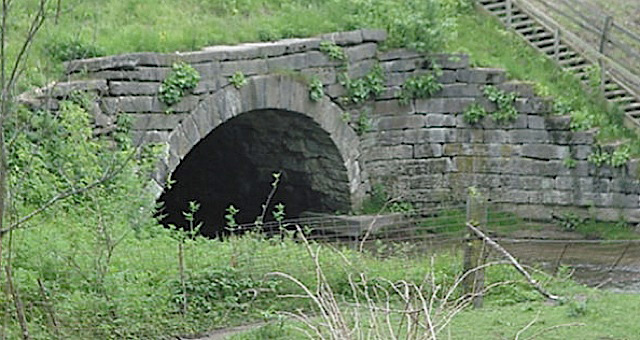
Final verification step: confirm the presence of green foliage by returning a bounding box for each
[158,62,200,106]
[483,85,519,122]
[348,0,457,52]
[319,40,346,62]
[360,183,414,214]
[170,267,279,315]
[398,70,443,105]
[587,146,630,168]
[340,65,385,105]
[556,212,587,231]
[45,38,105,61]
[354,109,373,135]
[563,157,577,169]
[308,76,324,102]
[570,108,596,131]
[553,98,574,116]
[230,71,248,89]
[463,103,488,124]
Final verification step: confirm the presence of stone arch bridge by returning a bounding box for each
[22,30,640,235]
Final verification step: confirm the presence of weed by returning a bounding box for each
[483,85,519,122]
[553,99,574,116]
[45,38,104,61]
[563,157,577,169]
[463,103,488,124]
[555,212,587,232]
[354,109,373,135]
[340,65,385,105]
[319,40,346,62]
[308,76,324,102]
[230,71,247,89]
[570,108,596,131]
[398,70,443,105]
[158,62,200,106]
[587,146,630,168]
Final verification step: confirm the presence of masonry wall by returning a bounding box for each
[19,29,640,222]
[362,50,640,222]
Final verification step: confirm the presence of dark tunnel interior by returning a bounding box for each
[157,109,352,237]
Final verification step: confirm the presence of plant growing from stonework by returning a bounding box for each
[319,40,346,63]
[230,71,247,89]
[398,68,443,105]
[587,146,630,168]
[340,65,385,105]
[463,103,488,124]
[354,109,373,135]
[308,76,324,102]
[158,62,201,106]
[483,85,518,122]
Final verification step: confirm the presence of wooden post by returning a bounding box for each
[462,191,487,309]
[553,29,561,61]
[599,58,606,91]
[506,0,513,28]
[599,16,613,55]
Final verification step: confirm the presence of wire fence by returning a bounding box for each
[1,202,639,339]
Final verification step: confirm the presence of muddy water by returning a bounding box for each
[498,240,640,293]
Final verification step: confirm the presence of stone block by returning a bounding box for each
[109,81,159,96]
[428,54,470,69]
[376,115,424,130]
[301,67,338,85]
[520,144,569,160]
[50,79,109,97]
[514,97,551,114]
[509,130,550,144]
[130,113,186,130]
[498,81,535,97]
[483,130,508,143]
[456,68,505,84]
[527,115,545,129]
[413,143,443,158]
[425,113,456,127]
[435,84,482,98]
[414,98,475,113]
[267,53,309,71]
[131,130,170,146]
[437,70,458,84]
[378,49,422,61]
[220,59,267,76]
[545,115,571,130]
[363,145,413,161]
[319,30,363,45]
[543,190,573,205]
[348,59,376,79]
[373,100,414,115]
[361,29,387,42]
[367,130,406,145]
[380,59,422,73]
[344,43,378,63]
[404,128,456,144]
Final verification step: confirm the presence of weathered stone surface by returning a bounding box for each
[404,128,456,144]
[220,59,267,76]
[376,115,425,130]
[345,43,378,63]
[348,59,377,79]
[520,144,569,160]
[131,113,186,130]
[415,98,475,113]
[378,49,421,61]
[361,29,387,42]
[380,58,423,72]
[425,113,456,127]
[498,81,535,97]
[428,54,469,69]
[413,144,443,158]
[373,100,414,115]
[109,81,159,96]
[436,84,482,98]
[363,145,413,161]
[457,68,505,84]
[319,30,363,45]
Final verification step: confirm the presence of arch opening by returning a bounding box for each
[158,109,352,237]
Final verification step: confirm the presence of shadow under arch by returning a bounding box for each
[155,75,365,237]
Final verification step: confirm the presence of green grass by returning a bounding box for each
[447,11,640,154]
[230,278,640,339]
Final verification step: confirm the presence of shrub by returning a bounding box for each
[45,38,105,61]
